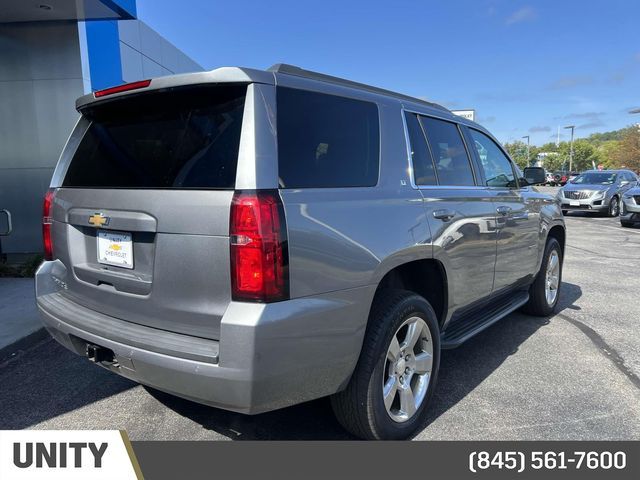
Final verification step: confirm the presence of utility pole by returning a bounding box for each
[631,109,640,158]
[564,125,575,172]
[522,135,530,166]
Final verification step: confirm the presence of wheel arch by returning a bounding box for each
[336,256,448,393]
[547,223,566,257]
[370,259,448,329]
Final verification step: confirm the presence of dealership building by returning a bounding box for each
[0,0,203,256]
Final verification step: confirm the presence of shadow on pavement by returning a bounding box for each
[0,340,136,429]
[145,388,353,440]
[420,281,582,432]
[148,282,583,440]
[563,211,605,218]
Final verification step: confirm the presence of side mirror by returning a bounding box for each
[523,167,546,186]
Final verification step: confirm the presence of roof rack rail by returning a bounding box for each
[268,63,449,112]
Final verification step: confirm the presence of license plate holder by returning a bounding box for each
[97,230,133,269]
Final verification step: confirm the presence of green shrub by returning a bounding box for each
[20,254,44,277]
[0,254,43,278]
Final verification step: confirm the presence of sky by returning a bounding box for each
[137,0,640,146]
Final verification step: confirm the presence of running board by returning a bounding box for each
[441,291,529,349]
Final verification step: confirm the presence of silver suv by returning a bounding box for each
[558,170,638,217]
[35,64,566,440]
[621,184,640,227]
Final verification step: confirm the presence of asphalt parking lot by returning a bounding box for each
[1,188,639,440]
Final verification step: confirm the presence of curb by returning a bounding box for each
[0,327,49,363]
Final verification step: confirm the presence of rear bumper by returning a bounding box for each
[36,260,372,414]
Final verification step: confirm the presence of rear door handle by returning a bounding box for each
[433,209,456,221]
[496,206,512,216]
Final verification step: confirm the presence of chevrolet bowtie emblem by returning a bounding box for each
[88,213,109,227]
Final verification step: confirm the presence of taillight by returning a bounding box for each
[42,188,56,260]
[230,190,289,302]
[94,79,151,98]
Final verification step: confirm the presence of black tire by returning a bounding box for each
[621,220,634,228]
[522,237,562,316]
[608,196,620,217]
[331,290,441,440]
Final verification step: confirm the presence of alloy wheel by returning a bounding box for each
[382,316,433,423]
[545,250,560,306]
[610,197,619,216]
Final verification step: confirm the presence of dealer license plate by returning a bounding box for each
[97,230,133,269]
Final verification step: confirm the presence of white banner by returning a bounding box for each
[0,430,141,479]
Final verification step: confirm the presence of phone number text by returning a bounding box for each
[468,450,626,473]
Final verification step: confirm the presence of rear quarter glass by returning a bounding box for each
[62,85,247,189]
[276,87,380,189]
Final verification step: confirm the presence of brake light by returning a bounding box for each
[230,190,289,302]
[94,79,151,98]
[42,188,56,260]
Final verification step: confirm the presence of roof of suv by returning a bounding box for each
[268,63,449,112]
[76,64,452,116]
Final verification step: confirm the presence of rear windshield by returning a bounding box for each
[63,85,246,189]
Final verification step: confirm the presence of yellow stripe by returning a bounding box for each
[120,430,145,480]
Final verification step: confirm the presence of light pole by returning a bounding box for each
[564,125,575,172]
[521,135,530,166]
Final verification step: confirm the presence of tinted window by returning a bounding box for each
[469,129,516,188]
[63,85,246,189]
[419,117,475,186]
[405,113,437,185]
[277,88,379,188]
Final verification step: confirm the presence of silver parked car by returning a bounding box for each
[558,169,638,216]
[35,64,565,440]
[621,184,640,227]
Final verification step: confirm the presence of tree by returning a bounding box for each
[539,142,559,152]
[535,142,562,171]
[596,141,621,169]
[501,125,639,172]
[504,140,537,169]
[556,139,601,171]
[612,126,640,172]
[538,152,563,171]
[587,126,635,144]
